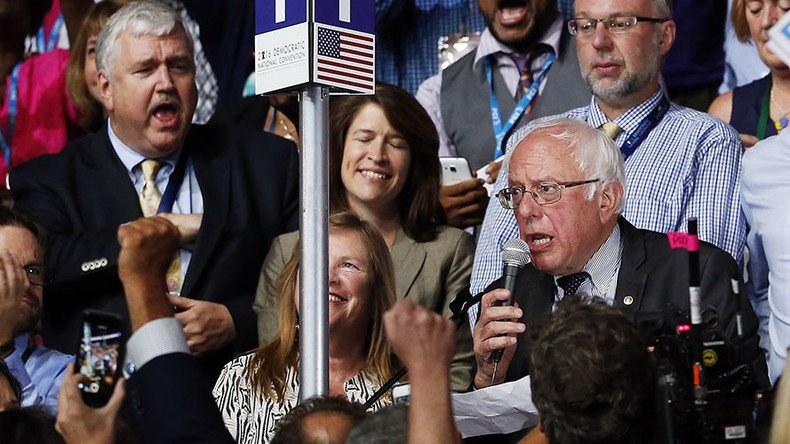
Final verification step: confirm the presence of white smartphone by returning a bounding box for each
[391,382,411,404]
[440,157,473,186]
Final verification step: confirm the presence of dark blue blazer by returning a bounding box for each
[10,123,299,376]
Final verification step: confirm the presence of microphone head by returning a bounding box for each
[501,238,531,268]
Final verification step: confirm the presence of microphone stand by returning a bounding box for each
[362,290,483,409]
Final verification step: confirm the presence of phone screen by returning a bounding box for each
[76,313,124,407]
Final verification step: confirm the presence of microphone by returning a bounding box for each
[492,238,530,364]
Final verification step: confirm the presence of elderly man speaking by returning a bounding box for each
[471,117,767,390]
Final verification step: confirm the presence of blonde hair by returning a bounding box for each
[246,212,396,401]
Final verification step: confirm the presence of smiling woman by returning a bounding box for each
[254,83,477,393]
[212,212,395,444]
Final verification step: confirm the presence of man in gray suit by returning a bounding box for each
[416,0,590,229]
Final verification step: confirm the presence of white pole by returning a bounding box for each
[298,85,330,400]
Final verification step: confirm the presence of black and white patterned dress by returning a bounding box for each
[212,353,390,443]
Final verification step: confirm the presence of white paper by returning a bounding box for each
[452,376,539,438]
[476,154,507,196]
[768,12,790,68]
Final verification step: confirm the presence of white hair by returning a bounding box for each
[96,0,194,81]
[513,117,627,214]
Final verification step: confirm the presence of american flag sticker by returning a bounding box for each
[314,24,375,93]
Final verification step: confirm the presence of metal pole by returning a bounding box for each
[298,85,330,400]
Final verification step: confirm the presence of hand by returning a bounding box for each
[170,295,236,356]
[56,364,125,444]
[483,160,503,184]
[117,217,180,331]
[0,251,27,346]
[157,213,202,245]
[439,178,489,229]
[472,289,524,389]
[117,217,180,286]
[740,133,759,149]
[384,299,456,377]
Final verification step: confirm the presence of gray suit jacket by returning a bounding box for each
[253,226,476,392]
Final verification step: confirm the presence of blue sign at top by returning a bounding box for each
[256,0,308,34]
[314,0,374,33]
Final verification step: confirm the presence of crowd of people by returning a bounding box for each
[1,0,790,443]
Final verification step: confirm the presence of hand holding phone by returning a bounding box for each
[74,310,126,408]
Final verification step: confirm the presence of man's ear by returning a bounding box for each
[98,70,113,113]
[599,181,623,218]
[657,19,676,56]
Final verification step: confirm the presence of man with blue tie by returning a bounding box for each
[10,1,298,376]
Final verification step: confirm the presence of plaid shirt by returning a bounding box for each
[469,91,746,322]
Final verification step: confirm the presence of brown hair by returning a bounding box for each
[246,212,396,401]
[732,0,752,43]
[66,0,130,132]
[329,83,444,243]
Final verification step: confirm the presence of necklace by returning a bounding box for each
[770,87,790,131]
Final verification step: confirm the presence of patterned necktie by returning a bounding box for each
[509,52,532,99]
[557,271,591,297]
[601,121,622,140]
[138,159,183,294]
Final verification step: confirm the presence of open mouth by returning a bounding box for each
[526,233,553,250]
[151,102,180,126]
[360,170,390,180]
[497,0,527,26]
[329,293,347,303]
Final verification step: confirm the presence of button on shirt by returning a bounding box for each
[469,91,745,323]
[108,121,203,278]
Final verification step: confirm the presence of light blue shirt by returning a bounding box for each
[4,334,73,415]
[741,129,790,385]
[470,91,746,324]
[108,121,203,280]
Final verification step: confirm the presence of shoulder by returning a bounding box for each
[407,226,474,255]
[188,123,297,160]
[661,103,741,150]
[707,91,734,123]
[216,352,254,386]
[441,49,478,81]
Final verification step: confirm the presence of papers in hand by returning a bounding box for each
[452,375,539,438]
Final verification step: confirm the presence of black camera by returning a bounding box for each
[638,305,771,444]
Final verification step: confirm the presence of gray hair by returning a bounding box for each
[512,117,627,214]
[346,404,409,444]
[96,0,194,81]
[652,0,672,18]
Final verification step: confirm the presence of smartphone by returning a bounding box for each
[74,311,126,407]
[391,382,411,405]
[440,157,473,186]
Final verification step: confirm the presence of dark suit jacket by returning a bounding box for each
[126,352,234,444]
[491,218,769,388]
[10,123,299,375]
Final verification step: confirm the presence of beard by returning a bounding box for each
[583,65,656,107]
[13,300,41,337]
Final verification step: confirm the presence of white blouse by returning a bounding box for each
[212,353,390,443]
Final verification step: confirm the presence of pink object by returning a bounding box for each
[667,232,700,251]
[0,50,82,179]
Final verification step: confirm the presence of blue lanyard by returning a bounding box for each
[156,153,189,214]
[36,14,64,53]
[484,51,556,159]
[618,95,670,161]
[0,63,21,170]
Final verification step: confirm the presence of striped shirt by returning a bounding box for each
[554,224,623,306]
[469,91,745,323]
[213,354,389,443]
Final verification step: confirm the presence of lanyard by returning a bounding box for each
[757,81,772,141]
[0,63,21,171]
[618,95,670,161]
[156,154,189,214]
[484,51,556,159]
[36,14,64,54]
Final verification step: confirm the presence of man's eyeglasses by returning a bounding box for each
[567,16,669,36]
[23,263,45,287]
[496,179,600,209]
